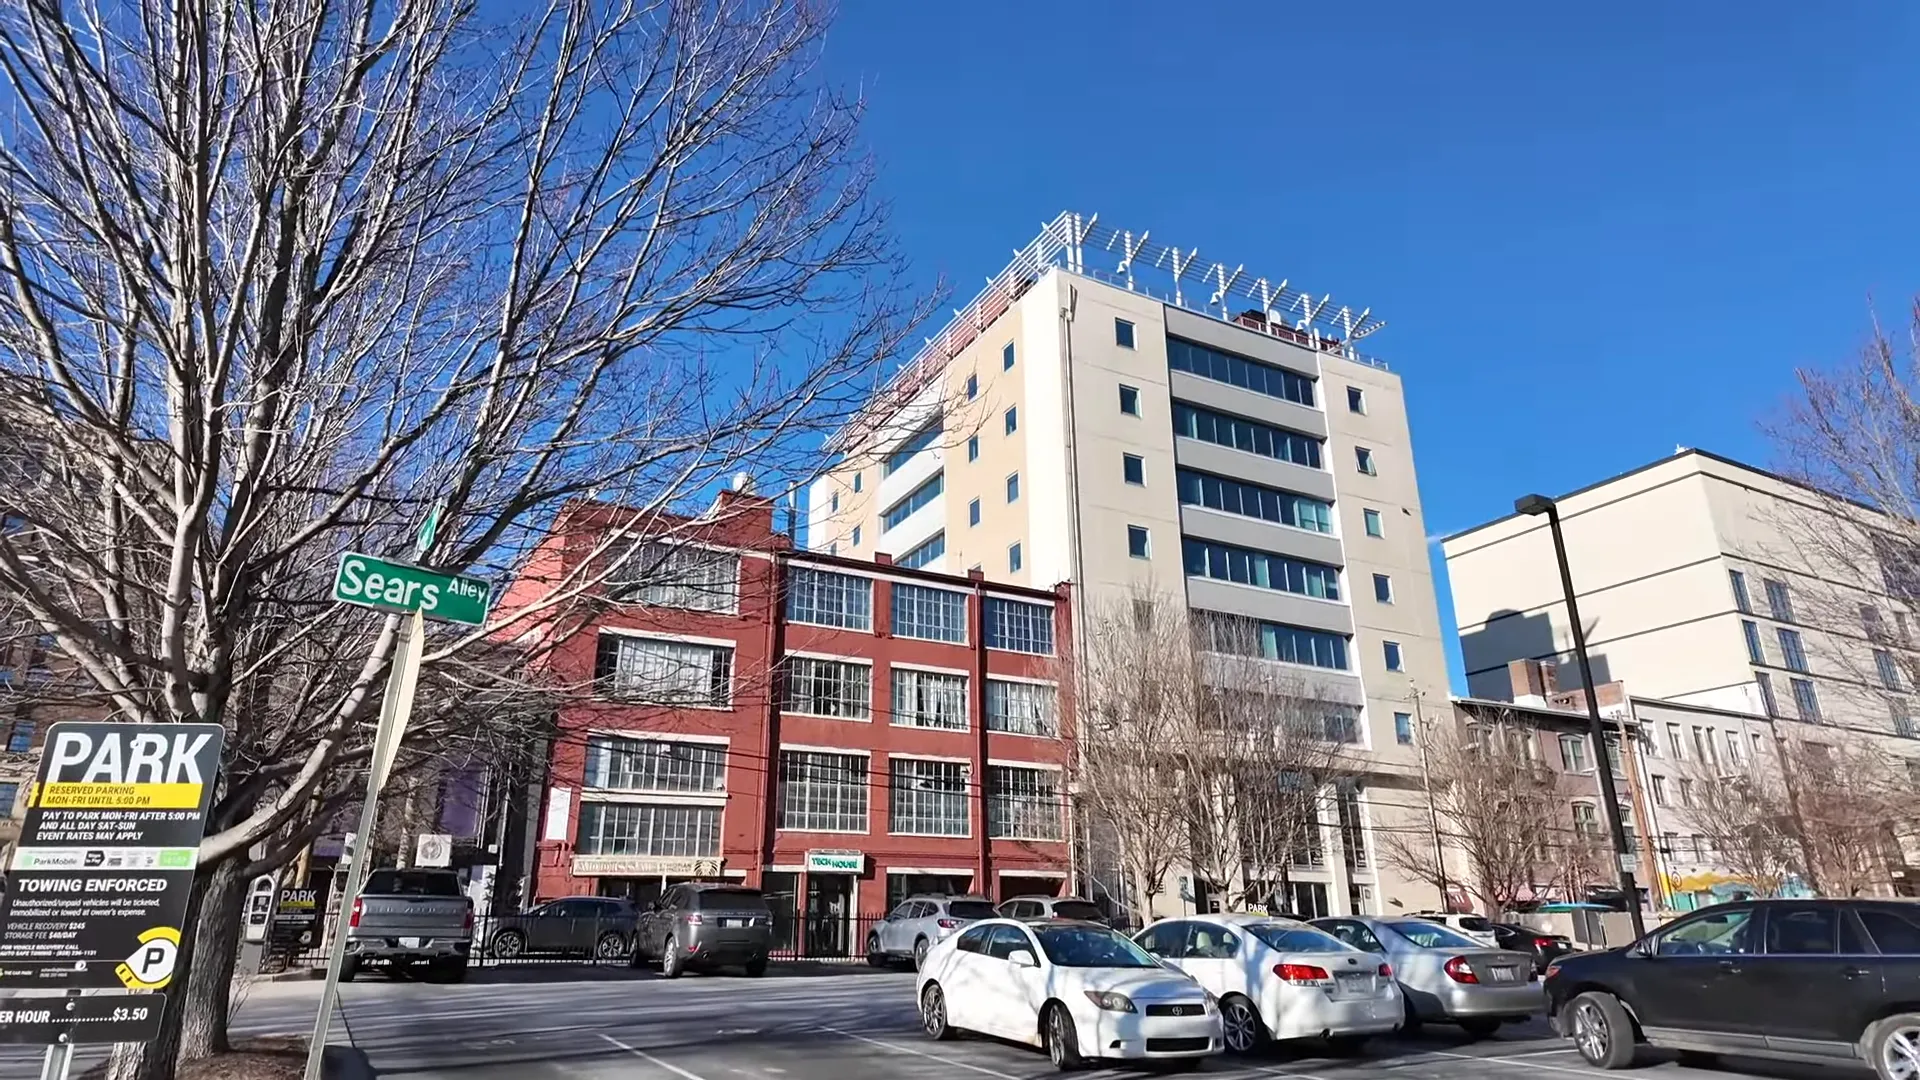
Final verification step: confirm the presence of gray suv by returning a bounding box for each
[866,894,997,969]
[630,884,772,978]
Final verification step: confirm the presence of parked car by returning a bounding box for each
[485,896,639,960]
[1135,913,1402,1055]
[1547,898,1920,1078]
[868,894,998,969]
[1491,921,1574,974]
[918,918,1222,1071]
[1312,915,1543,1038]
[342,868,472,983]
[630,883,773,978]
[1410,911,1500,947]
[998,896,1107,922]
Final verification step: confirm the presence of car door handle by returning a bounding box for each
[1716,960,1742,974]
[1843,966,1874,980]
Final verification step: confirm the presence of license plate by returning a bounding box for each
[1489,966,1515,982]
[1335,973,1370,993]
[721,918,747,928]
[401,937,421,948]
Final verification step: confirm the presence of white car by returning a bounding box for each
[1411,912,1500,947]
[916,918,1223,1071]
[1135,914,1402,1055]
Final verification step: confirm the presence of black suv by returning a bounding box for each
[1546,898,1920,1078]
[630,883,773,978]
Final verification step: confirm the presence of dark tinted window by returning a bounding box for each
[691,888,768,911]
[946,900,997,920]
[1136,921,1185,958]
[1388,921,1481,949]
[1858,908,1920,955]
[1035,925,1159,968]
[1764,905,1837,955]
[955,925,992,954]
[1457,916,1494,933]
[985,924,1032,960]
[1654,907,1753,956]
[1051,901,1104,921]
[1316,919,1385,953]
[364,870,461,897]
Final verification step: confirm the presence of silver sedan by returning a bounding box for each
[1311,915,1545,1039]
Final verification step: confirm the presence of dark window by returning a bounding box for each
[1003,342,1016,370]
[6,722,34,753]
[1355,447,1376,475]
[1051,900,1104,921]
[1181,538,1341,600]
[1172,403,1322,469]
[946,900,997,920]
[364,870,462,897]
[985,924,1033,960]
[1317,919,1385,953]
[884,422,943,477]
[1858,907,1920,955]
[1004,406,1017,435]
[1166,337,1315,408]
[1763,904,1837,955]
[965,374,977,400]
[1777,628,1807,672]
[969,499,981,526]
[955,924,992,954]
[1347,386,1365,413]
[1652,907,1753,956]
[1175,468,1332,533]
[1114,319,1135,349]
[1119,385,1141,416]
[1136,921,1186,958]
[1765,578,1795,622]
[967,436,978,462]
[1123,455,1145,485]
[1729,569,1751,613]
[1127,526,1150,559]
[1373,574,1393,603]
[1245,922,1349,953]
[1184,923,1239,959]
[688,888,768,912]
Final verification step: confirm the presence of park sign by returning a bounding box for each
[0,722,223,992]
[332,551,491,626]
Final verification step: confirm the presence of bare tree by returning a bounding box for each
[1681,756,1800,898]
[1783,737,1912,897]
[0,0,932,1075]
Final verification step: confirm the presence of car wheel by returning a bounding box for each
[1326,1034,1370,1056]
[1219,994,1266,1055]
[1459,1018,1500,1040]
[912,937,930,971]
[1869,1013,1920,1080]
[1399,994,1423,1035]
[921,982,955,1041]
[338,957,359,984]
[1568,991,1638,1069]
[435,960,468,984]
[490,930,526,960]
[866,933,887,967]
[744,958,767,978]
[660,935,684,979]
[1675,1050,1720,1068]
[1045,1002,1084,1071]
[595,932,627,961]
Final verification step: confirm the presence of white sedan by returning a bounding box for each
[1136,913,1402,1055]
[917,918,1223,1071]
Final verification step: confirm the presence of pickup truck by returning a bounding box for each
[342,868,472,982]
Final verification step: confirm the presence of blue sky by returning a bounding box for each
[820,0,1920,689]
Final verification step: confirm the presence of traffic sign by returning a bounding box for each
[0,991,167,1045]
[414,834,452,867]
[332,552,491,626]
[0,723,223,991]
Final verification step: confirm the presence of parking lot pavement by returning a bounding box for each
[0,971,1866,1080]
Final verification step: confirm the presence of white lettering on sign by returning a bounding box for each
[45,730,212,784]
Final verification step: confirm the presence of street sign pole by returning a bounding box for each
[302,611,426,1080]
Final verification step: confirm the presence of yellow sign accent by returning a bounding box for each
[38,782,203,809]
[116,926,181,989]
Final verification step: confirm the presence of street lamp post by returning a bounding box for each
[1515,493,1649,939]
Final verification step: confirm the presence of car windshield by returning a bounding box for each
[1033,925,1161,968]
[1387,921,1483,949]
[946,900,997,920]
[1050,900,1105,921]
[1456,916,1493,932]
[1246,922,1355,953]
[364,870,461,897]
[691,888,768,911]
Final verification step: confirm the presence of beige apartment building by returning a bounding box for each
[1443,449,1920,904]
[807,213,1453,919]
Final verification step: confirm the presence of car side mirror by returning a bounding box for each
[1629,939,1653,958]
[1009,949,1039,968]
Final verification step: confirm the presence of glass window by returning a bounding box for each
[1008,542,1023,573]
[1347,386,1365,413]
[891,668,968,730]
[1791,677,1821,720]
[968,499,981,526]
[884,422,943,477]
[830,492,838,513]
[584,736,726,793]
[1650,775,1670,806]
[1136,921,1187,958]
[1123,454,1144,485]
[1166,337,1316,408]
[6,722,35,754]
[1114,319,1135,349]
[965,373,977,400]
[1180,538,1341,600]
[967,436,978,462]
[898,532,945,570]
[1394,712,1414,745]
[882,473,944,531]
[1764,905,1838,956]
[1561,734,1590,772]
[594,635,734,706]
[1363,509,1383,537]
[986,680,1058,737]
[1373,574,1392,603]
[889,758,968,836]
[616,542,741,613]
[1193,611,1349,671]
[1879,649,1902,691]
[1758,673,1780,717]
[988,765,1061,839]
[986,598,1053,654]
[852,525,861,547]
[364,869,464,896]
[1742,620,1764,664]
[1036,925,1159,967]
[1127,526,1150,559]
[1777,628,1807,672]
[1250,922,1353,953]
[1004,406,1017,435]
[1184,923,1240,959]
[853,473,863,493]
[777,750,869,832]
[1005,473,1020,503]
[892,584,967,644]
[1572,802,1600,836]
[983,924,1033,961]
[1654,908,1755,956]
[1383,641,1404,671]
[1765,578,1795,622]
[0,782,17,813]
[1003,342,1016,370]
[1387,921,1481,949]
[1174,468,1333,533]
[784,656,872,719]
[1858,907,1920,955]
[576,803,721,857]
[1118,385,1141,416]
[1319,919,1385,953]
[787,567,872,630]
[1355,447,1376,475]
[1729,569,1751,613]
[1678,778,1695,807]
[1172,403,1323,469]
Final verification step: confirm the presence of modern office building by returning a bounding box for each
[807,212,1454,917]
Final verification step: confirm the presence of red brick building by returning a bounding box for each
[502,490,1074,950]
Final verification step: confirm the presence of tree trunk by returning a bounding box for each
[105,858,240,1080]
[178,859,247,1060]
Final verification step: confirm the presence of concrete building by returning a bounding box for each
[807,213,1453,918]
[503,489,1073,954]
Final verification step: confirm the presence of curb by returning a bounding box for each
[262,968,326,982]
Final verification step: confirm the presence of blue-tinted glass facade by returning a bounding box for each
[1176,469,1333,533]
[1167,337,1316,408]
[1182,538,1341,601]
[1172,403,1322,469]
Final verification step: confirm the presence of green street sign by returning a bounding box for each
[332,552,491,627]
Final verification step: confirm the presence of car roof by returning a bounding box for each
[1178,912,1315,928]
[912,894,990,903]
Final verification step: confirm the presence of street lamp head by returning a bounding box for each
[1515,493,1556,517]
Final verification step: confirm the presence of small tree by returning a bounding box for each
[1682,757,1800,898]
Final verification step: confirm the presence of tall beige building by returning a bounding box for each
[808,213,1452,918]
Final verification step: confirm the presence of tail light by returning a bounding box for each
[1545,962,1563,980]
[684,913,704,925]
[1443,956,1478,984]
[937,918,960,929]
[348,898,363,929]
[1534,937,1554,949]
[462,905,475,931]
[1377,963,1393,977]
[1273,963,1330,982]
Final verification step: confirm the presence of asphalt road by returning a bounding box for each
[0,968,1873,1080]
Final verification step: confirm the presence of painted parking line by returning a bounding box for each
[601,1033,711,1080]
[819,1026,1032,1080]
[1424,1048,1616,1078]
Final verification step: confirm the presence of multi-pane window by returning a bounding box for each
[1182,538,1341,600]
[889,758,968,836]
[893,584,968,643]
[1571,802,1600,838]
[0,782,17,813]
[1777,628,1807,672]
[1335,788,1368,870]
[1172,403,1323,469]
[1764,578,1795,622]
[1893,701,1916,739]
[1560,734,1590,772]
[785,656,872,720]
[1119,385,1141,415]
[1175,469,1333,533]
[786,566,872,630]
[1757,673,1780,717]
[891,668,968,730]
[986,680,1058,737]
[1650,775,1670,806]
[619,542,740,613]
[1323,708,1361,744]
[1394,712,1414,745]
[778,751,869,832]
[885,422,942,476]
[1692,726,1719,766]
[1363,509,1384,537]
[595,634,734,707]
[1194,612,1349,671]
[1166,337,1316,407]
[575,803,720,857]
[1791,677,1821,721]
[1878,649,1903,691]
[6,721,34,753]
[1729,569,1751,613]
[988,766,1062,840]
[985,598,1054,654]
[899,532,945,570]
[1724,730,1745,765]
[584,736,726,794]
[1665,723,1685,758]
[882,473,944,530]
[1355,447,1377,475]
[1678,778,1696,807]
[1742,620,1764,664]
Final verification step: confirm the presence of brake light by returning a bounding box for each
[937,918,960,929]
[349,898,363,929]
[684,913,704,925]
[1443,956,1478,984]
[1273,963,1329,982]
[1545,962,1562,980]
[462,905,475,931]
[1534,937,1554,948]
[1377,963,1393,977]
